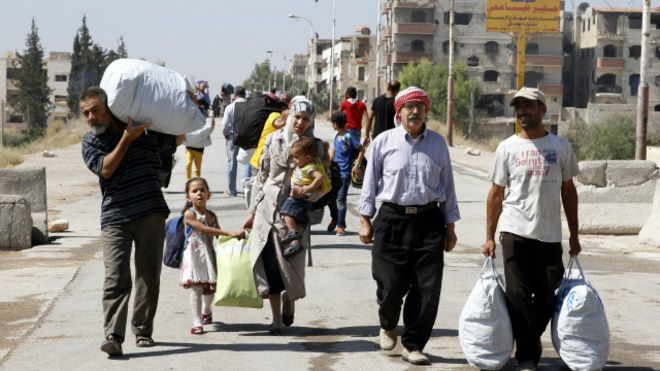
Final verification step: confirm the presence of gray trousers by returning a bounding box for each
[101,213,166,342]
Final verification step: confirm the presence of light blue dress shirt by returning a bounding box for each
[358,124,460,224]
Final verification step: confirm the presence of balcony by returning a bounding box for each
[394,22,435,35]
[538,84,563,96]
[392,1,435,9]
[382,26,392,38]
[597,31,627,40]
[509,55,563,68]
[392,51,433,64]
[596,57,624,69]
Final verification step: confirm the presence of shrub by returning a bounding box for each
[577,115,636,160]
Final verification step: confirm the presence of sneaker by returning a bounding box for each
[281,231,301,244]
[336,227,346,236]
[326,218,337,232]
[100,335,123,356]
[517,361,537,371]
[283,241,304,257]
[379,328,397,351]
[401,348,430,365]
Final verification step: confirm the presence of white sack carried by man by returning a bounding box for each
[100,58,205,135]
[552,256,609,371]
[459,257,513,370]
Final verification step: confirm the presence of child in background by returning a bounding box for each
[181,177,245,335]
[182,112,215,180]
[280,137,330,256]
[329,111,364,236]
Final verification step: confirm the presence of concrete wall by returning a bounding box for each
[577,160,659,234]
[0,195,32,250]
[0,168,48,244]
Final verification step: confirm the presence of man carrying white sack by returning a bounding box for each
[80,86,170,357]
[482,87,582,371]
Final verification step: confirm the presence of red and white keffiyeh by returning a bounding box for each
[393,86,430,126]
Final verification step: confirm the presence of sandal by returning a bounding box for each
[190,326,204,335]
[268,324,283,336]
[100,334,123,356]
[201,313,213,325]
[136,336,155,347]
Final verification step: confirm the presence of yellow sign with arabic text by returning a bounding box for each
[486,0,560,33]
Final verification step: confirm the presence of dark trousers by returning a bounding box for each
[500,232,564,364]
[371,203,446,352]
[101,213,166,342]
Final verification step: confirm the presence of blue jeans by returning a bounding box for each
[336,174,351,228]
[347,129,361,144]
[226,137,239,195]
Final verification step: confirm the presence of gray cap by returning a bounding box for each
[509,87,546,106]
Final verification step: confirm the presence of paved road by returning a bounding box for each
[1,119,659,370]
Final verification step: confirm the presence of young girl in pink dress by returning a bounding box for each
[181,177,245,334]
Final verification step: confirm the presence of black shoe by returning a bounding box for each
[281,231,301,244]
[283,313,294,327]
[326,218,337,232]
[100,335,123,356]
[282,241,304,257]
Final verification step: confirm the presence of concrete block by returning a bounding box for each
[579,203,652,235]
[578,180,658,203]
[605,160,658,187]
[639,181,660,247]
[0,195,32,250]
[576,161,607,187]
[0,168,48,244]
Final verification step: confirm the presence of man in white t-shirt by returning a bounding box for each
[482,87,581,371]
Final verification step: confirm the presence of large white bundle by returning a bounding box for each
[100,59,205,135]
[552,256,609,371]
[459,258,513,370]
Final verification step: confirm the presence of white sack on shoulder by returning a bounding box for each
[459,258,513,370]
[100,59,205,135]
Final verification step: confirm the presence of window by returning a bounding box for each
[657,46,660,60]
[55,74,67,82]
[467,55,480,67]
[411,40,425,53]
[655,75,660,87]
[597,73,616,86]
[524,71,544,87]
[603,45,617,58]
[317,68,322,75]
[655,104,660,112]
[484,70,499,82]
[484,41,499,53]
[444,12,472,25]
[630,74,640,96]
[629,45,641,58]
[54,95,67,105]
[358,66,365,81]
[411,10,426,23]
[526,43,539,55]
[629,14,642,29]
[442,40,457,54]
[582,19,586,32]
[6,67,19,79]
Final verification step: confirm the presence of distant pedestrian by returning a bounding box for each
[182,108,215,180]
[482,87,581,371]
[80,87,170,356]
[180,177,244,335]
[329,110,364,236]
[364,80,400,146]
[221,85,247,196]
[358,86,459,366]
[340,86,368,143]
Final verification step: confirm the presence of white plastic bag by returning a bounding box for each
[459,257,513,370]
[100,59,205,135]
[552,256,609,371]
[237,147,255,165]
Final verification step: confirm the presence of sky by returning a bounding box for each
[0,0,645,95]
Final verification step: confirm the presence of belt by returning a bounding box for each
[383,201,442,215]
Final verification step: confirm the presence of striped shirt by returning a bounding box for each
[358,124,460,224]
[82,130,170,227]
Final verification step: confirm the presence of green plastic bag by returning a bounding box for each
[213,234,263,308]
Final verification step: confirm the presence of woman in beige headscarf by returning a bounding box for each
[242,96,324,335]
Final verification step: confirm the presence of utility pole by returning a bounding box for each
[446,0,455,146]
[329,0,336,113]
[635,0,651,160]
[1,100,4,148]
[375,0,382,97]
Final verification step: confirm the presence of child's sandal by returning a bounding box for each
[201,313,213,325]
[190,326,204,335]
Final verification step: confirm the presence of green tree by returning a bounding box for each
[242,60,274,94]
[116,36,128,58]
[8,19,52,139]
[397,59,481,134]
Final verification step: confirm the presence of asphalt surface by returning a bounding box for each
[1,118,659,370]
